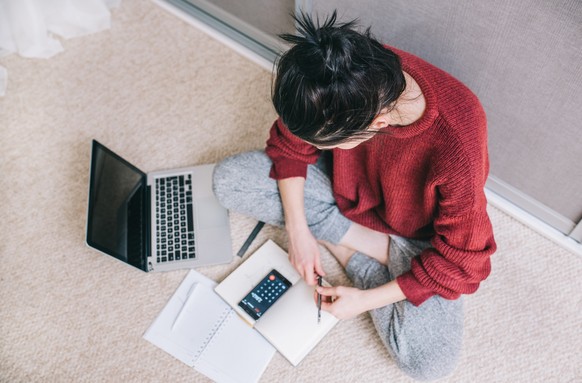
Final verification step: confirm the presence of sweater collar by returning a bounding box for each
[381,61,438,138]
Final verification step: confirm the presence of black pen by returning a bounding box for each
[236,221,265,257]
[317,275,322,324]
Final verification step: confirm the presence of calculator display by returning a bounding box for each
[238,269,292,320]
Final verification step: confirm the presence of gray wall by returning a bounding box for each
[313,0,582,235]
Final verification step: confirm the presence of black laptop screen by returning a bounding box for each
[87,141,147,271]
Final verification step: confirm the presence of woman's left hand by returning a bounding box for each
[315,285,369,320]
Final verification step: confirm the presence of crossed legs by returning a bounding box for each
[213,150,463,381]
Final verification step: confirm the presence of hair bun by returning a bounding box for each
[316,30,353,83]
[280,11,358,84]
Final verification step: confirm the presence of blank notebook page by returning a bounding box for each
[254,279,338,366]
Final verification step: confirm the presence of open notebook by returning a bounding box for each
[215,240,339,366]
[143,270,275,383]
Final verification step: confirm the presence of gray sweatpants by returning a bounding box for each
[212,150,464,381]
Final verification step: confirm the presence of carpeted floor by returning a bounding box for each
[1,1,580,382]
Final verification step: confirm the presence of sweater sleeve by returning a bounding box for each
[396,123,497,306]
[396,204,496,306]
[265,118,321,179]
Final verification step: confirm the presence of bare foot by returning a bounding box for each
[319,240,356,268]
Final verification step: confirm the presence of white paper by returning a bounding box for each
[170,283,232,361]
[215,240,339,366]
[196,310,276,383]
[255,279,338,366]
[143,270,275,383]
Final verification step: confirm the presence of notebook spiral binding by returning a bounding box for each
[192,307,233,363]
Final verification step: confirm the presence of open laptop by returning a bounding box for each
[86,140,233,272]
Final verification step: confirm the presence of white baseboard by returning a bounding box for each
[152,0,274,72]
[486,189,582,256]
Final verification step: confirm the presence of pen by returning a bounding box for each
[317,275,322,324]
[237,221,265,257]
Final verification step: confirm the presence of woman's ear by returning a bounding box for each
[370,109,391,130]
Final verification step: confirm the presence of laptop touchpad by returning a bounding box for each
[196,196,229,230]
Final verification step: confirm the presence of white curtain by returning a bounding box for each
[0,0,120,96]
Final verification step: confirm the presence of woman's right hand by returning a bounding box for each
[277,176,324,285]
[287,224,325,286]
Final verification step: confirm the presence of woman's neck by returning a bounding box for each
[388,71,426,126]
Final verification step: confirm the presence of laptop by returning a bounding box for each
[86,140,233,272]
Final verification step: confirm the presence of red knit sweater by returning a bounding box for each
[265,46,496,306]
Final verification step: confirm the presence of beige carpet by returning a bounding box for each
[1,1,581,382]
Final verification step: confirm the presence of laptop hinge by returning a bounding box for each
[144,183,152,270]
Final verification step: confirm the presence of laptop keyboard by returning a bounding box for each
[155,174,196,263]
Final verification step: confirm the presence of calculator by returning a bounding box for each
[238,269,292,320]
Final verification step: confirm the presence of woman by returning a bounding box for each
[213,12,496,381]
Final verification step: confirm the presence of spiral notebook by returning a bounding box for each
[143,270,275,383]
[215,240,339,366]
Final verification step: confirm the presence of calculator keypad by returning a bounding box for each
[238,270,292,320]
[255,273,287,304]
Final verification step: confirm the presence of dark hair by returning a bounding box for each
[272,11,406,146]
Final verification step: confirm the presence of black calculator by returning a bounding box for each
[238,269,292,320]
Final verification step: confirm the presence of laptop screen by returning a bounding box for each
[87,140,148,271]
